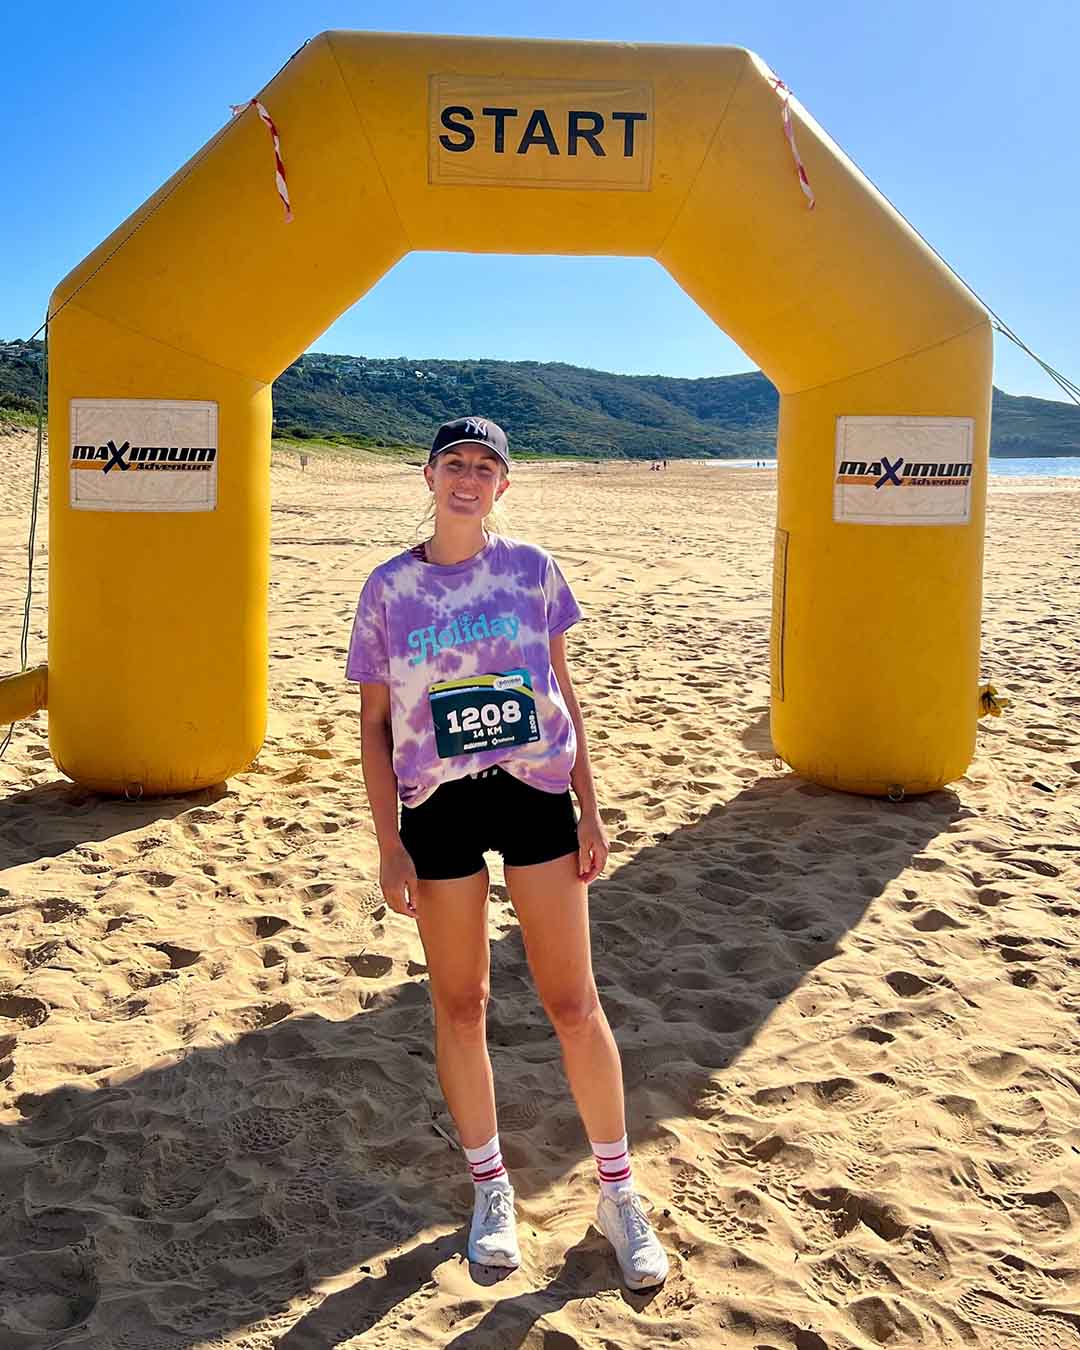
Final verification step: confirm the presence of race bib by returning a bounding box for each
[429,669,541,758]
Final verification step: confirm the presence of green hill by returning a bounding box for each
[2,339,1078,459]
[270,354,779,457]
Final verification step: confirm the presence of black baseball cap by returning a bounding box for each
[428,417,510,471]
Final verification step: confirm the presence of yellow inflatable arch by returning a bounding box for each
[34,32,991,796]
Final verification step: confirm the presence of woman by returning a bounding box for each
[346,416,668,1290]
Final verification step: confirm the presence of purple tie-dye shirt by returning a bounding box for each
[346,533,583,807]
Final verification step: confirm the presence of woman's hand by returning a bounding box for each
[576,810,610,885]
[380,842,420,920]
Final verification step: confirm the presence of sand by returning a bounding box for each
[0,431,1078,1349]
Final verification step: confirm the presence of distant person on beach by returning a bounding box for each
[345,416,669,1290]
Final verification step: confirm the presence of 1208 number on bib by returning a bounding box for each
[429,669,541,758]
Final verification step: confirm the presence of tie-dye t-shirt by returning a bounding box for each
[346,533,583,807]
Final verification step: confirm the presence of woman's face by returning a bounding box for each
[424,444,509,521]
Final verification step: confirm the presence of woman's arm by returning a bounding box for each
[359,682,419,918]
[550,632,610,883]
[359,682,401,849]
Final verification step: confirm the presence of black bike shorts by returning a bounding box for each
[399,765,579,881]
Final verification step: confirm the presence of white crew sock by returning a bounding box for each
[592,1133,635,1200]
[464,1132,508,1188]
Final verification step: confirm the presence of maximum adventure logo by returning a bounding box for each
[69,399,220,513]
[70,441,217,473]
[835,457,973,489]
[833,417,975,525]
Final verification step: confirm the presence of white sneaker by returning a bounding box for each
[596,1189,669,1290]
[468,1180,521,1268]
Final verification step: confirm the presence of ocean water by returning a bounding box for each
[986,456,1080,477]
[707,457,1080,478]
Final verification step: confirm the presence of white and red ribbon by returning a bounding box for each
[769,77,815,211]
[230,98,293,223]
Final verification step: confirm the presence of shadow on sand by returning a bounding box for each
[1,766,963,1347]
[0,779,229,875]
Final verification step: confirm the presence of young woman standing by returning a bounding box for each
[346,416,668,1290]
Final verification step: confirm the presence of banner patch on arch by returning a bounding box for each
[69,399,218,513]
[834,416,974,526]
[429,76,654,190]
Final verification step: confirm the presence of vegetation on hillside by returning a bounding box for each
[2,339,1078,458]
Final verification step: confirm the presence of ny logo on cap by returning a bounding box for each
[463,418,489,439]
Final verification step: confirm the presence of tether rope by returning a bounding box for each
[832,136,1079,407]
[0,321,48,761]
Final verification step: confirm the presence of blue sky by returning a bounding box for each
[5,1,1077,400]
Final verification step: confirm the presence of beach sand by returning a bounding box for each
[1,431,1078,1349]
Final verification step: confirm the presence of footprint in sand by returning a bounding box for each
[140,870,177,889]
[104,913,141,934]
[231,1001,293,1031]
[225,1105,307,1154]
[774,904,824,934]
[849,1024,896,1045]
[1001,1189,1075,1241]
[255,914,291,939]
[26,1138,107,1209]
[637,870,680,896]
[497,1097,549,1132]
[38,899,87,923]
[670,1165,769,1243]
[132,1214,285,1284]
[0,1246,98,1337]
[180,806,220,825]
[959,1289,1080,1346]
[965,1049,1027,1086]
[146,942,201,970]
[884,970,937,998]
[23,940,63,968]
[803,1186,909,1242]
[346,952,394,978]
[976,886,1015,906]
[0,994,50,1027]
[847,1296,923,1346]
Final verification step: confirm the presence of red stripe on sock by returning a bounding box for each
[600,1166,632,1180]
[594,1148,628,1162]
[470,1150,500,1167]
[473,1164,507,1182]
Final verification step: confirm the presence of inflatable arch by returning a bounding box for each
[30,32,991,796]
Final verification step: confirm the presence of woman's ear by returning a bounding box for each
[496,476,511,501]
[423,463,434,492]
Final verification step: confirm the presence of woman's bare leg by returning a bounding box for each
[505,852,625,1143]
[414,865,497,1149]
